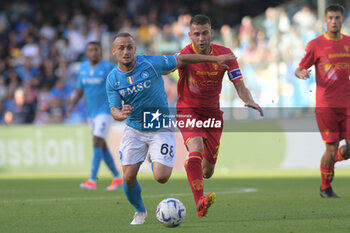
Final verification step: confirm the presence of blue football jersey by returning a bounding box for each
[106,55,177,130]
[77,60,115,118]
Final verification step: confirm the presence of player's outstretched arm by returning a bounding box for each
[176,54,236,68]
[295,67,311,80]
[234,81,264,117]
[66,89,84,117]
[110,105,134,121]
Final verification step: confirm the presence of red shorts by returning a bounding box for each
[176,109,223,164]
[315,107,350,143]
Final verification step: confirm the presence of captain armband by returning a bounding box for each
[228,68,243,83]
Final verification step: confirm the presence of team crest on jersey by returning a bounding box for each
[141,71,149,79]
[212,63,218,70]
[90,70,94,75]
[127,76,134,84]
[344,45,349,52]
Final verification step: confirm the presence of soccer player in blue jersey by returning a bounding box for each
[106,32,235,225]
[67,41,123,191]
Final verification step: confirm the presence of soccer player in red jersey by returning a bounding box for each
[295,4,350,198]
[176,15,263,217]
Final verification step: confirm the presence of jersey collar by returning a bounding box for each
[191,43,213,55]
[117,61,137,74]
[323,33,343,41]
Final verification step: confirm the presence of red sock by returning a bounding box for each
[185,151,204,205]
[335,146,348,162]
[320,166,333,190]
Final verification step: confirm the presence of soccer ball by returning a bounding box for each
[156,198,186,227]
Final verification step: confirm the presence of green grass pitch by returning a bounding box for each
[1,170,350,233]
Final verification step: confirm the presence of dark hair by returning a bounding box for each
[86,41,101,47]
[190,14,211,27]
[85,41,102,49]
[113,32,134,41]
[325,3,344,15]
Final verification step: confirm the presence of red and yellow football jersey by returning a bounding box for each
[177,43,243,109]
[299,33,350,107]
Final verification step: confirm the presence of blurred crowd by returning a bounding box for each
[1,0,350,124]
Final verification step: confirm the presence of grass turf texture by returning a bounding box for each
[1,170,350,233]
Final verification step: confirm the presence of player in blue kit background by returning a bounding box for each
[106,32,235,225]
[67,41,123,191]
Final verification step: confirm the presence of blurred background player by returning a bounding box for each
[67,41,122,191]
[295,4,350,198]
[176,14,263,217]
[106,32,234,225]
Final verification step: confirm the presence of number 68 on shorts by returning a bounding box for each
[119,126,176,167]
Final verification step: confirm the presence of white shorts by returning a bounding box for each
[119,125,176,167]
[88,114,113,139]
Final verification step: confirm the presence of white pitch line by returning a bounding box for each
[1,188,257,204]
